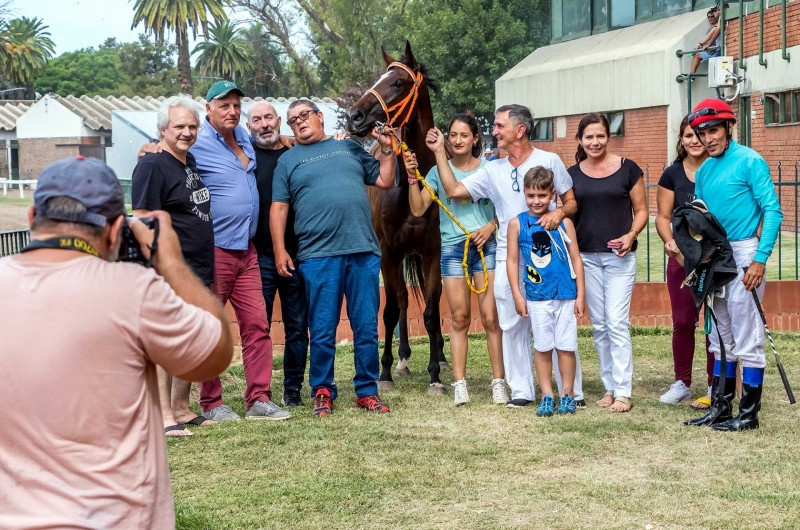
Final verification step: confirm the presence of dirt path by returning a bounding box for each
[0,197,32,232]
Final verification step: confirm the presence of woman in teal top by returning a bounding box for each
[405,113,506,407]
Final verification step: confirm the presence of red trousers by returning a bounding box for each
[666,257,713,387]
[200,243,273,411]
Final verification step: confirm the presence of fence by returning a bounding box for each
[636,161,800,282]
[0,229,30,257]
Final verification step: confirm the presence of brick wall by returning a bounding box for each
[724,1,800,59]
[531,106,670,213]
[18,137,82,180]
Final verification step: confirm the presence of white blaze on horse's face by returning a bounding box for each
[370,72,391,90]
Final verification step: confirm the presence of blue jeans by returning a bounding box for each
[259,254,309,393]
[298,252,381,400]
[440,235,497,278]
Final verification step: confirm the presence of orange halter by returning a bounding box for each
[366,62,424,154]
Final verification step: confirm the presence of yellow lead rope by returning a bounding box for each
[394,138,488,295]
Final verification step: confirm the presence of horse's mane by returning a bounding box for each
[397,55,438,93]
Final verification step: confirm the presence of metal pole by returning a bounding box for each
[759,0,767,67]
[646,165,651,282]
[795,162,798,280]
[720,0,726,56]
[739,0,747,71]
[782,0,791,62]
[778,162,782,279]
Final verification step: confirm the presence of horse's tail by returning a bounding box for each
[404,254,425,305]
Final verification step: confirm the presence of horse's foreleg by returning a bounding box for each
[394,285,412,377]
[422,251,446,395]
[378,258,403,391]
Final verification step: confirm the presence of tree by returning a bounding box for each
[33,45,129,97]
[2,17,56,99]
[235,23,296,97]
[192,20,253,83]
[118,35,178,96]
[131,0,227,96]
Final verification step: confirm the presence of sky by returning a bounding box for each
[16,0,242,56]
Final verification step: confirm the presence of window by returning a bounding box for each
[606,111,625,136]
[637,0,654,18]
[562,0,591,38]
[654,0,692,16]
[764,90,800,126]
[552,0,563,40]
[611,0,635,26]
[739,96,751,147]
[594,0,608,29]
[532,119,554,141]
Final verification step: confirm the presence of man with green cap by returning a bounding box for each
[189,80,291,422]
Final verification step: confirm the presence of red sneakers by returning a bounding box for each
[356,394,390,413]
[312,388,333,417]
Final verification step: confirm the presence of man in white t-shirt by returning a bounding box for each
[429,104,584,407]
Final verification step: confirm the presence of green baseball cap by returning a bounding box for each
[206,80,245,101]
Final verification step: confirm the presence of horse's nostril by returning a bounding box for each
[348,110,365,125]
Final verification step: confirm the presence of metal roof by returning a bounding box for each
[0,100,31,131]
[53,94,339,131]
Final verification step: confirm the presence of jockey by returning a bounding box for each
[683,98,783,431]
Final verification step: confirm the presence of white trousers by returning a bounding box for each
[495,259,584,401]
[582,252,636,398]
[707,238,767,369]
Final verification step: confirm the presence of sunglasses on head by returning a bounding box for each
[687,107,719,123]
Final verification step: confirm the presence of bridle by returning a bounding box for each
[366,61,424,155]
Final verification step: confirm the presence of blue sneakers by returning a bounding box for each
[536,395,555,417]
[557,395,577,415]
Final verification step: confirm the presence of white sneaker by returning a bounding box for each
[659,380,692,404]
[491,378,509,404]
[452,379,470,406]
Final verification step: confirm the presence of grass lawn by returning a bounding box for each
[169,328,800,529]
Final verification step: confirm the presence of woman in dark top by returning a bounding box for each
[569,113,648,413]
[656,117,714,409]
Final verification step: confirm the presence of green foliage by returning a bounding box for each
[33,46,129,97]
[192,20,253,82]
[235,24,298,98]
[0,16,56,97]
[34,36,178,98]
[118,35,178,96]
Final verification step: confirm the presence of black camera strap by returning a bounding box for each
[21,236,100,257]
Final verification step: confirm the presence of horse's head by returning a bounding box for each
[346,41,429,137]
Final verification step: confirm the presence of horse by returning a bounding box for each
[345,42,448,396]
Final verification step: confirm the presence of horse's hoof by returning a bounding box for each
[427,383,447,396]
[394,358,411,377]
[377,380,395,392]
[439,361,450,370]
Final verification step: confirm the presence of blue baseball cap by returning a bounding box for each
[34,156,126,227]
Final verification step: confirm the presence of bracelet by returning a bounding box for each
[380,148,393,155]
[629,229,638,238]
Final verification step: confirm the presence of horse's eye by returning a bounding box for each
[392,80,404,88]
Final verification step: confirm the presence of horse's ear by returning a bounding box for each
[403,40,418,69]
[381,45,395,66]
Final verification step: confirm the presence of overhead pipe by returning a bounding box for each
[759,0,767,67]
[783,0,791,62]
[739,0,747,70]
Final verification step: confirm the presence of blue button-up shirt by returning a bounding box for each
[190,117,258,250]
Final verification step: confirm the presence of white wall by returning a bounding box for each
[17,94,85,139]
[107,111,154,181]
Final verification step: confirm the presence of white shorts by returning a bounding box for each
[527,299,578,353]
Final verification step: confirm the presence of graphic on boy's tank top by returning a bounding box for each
[519,215,577,301]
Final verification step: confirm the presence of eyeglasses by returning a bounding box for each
[687,107,718,123]
[511,167,520,193]
[287,109,318,127]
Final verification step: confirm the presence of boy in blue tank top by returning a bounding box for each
[506,167,586,416]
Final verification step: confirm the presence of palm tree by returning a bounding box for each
[2,17,55,99]
[193,20,254,83]
[131,0,227,96]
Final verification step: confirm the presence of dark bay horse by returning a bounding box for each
[345,42,447,395]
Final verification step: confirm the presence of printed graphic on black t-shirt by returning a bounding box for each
[132,151,215,285]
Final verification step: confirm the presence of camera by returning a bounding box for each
[118,216,159,267]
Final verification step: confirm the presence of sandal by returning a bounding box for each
[596,391,615,408]
[691,395,711,410]
[609,396,633,413]
[164,424,193,437]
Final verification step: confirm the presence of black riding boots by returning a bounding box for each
[712,367,764,432]
[684,361,737,427]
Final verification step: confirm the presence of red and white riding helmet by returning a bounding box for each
[688,98,737,131]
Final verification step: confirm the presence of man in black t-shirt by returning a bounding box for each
[132,95,216,436]
[247,101,308,408]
